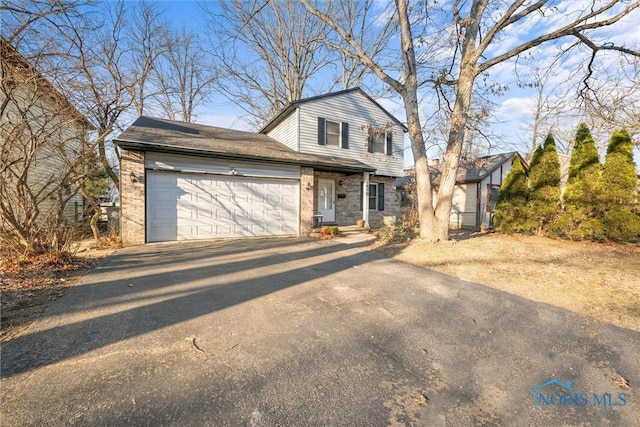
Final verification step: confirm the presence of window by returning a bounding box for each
[372,133,386,153]
[487,185,500,212]
[360,182,385,211]
[367,130,392,155]
[369,183,378,209]
[326,120,340,146]
[317,117,349,148]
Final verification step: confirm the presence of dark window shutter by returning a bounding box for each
[367,134,373,153]
[341,122,349,149]
[386,132,393,156]
[378,183,385,211]
[317,117,326,145]
[360,182,363,211]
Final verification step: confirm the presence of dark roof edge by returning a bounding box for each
[456,152,528,184]
[260,87,408,134]
[114,139,376,173]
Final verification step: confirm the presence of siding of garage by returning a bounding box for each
[145,152,301,179]
[121,151,303,244]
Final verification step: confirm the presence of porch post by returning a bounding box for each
[363,172,370,227]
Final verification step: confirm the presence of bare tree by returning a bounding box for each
[1,38,93,254]
[153,30,217,123]
[204,1,394,126]
[61,1,173,188]
[303,0,640,241]
[582,57,640,149]
[328,0,395,91]
[203,0,336,126]
[126,1,169,117]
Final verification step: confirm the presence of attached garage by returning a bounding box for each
[145,153,300,242]
[115,116,375,245]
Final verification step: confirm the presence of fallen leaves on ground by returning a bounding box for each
[0,251,98,342]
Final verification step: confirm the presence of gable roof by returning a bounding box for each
[430,152,526,185]
[114,116,375,173]
[0,36,94,130]
[259,87,408,134]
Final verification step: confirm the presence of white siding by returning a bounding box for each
[265,108,299,151]
[449,183,478,228]
[296,91,404,177]
[145,152,301,179]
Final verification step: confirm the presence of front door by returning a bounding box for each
[317,179,335,223]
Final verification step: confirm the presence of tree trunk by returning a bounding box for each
[90,209,101,243]
[434,65,477,242]
[432,0,485,242]
[403,91,436,241]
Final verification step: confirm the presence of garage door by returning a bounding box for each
[147,171,299,242]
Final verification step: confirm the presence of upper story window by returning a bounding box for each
[325,120,340,146]
[367,128,393,155]
[318,117,349,149]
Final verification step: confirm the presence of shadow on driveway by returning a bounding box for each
[1,238,375,377]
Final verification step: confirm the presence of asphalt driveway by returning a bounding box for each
[1,237,638,426]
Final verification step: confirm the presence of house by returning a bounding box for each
[115,88,407,244]
[398,152,526,230]
[0,37,91,230]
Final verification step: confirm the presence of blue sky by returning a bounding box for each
[126,0,639,169]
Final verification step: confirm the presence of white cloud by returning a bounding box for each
[495,96,537,122]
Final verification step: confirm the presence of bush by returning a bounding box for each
[602,208,640,242]
[550,210,605,241]
[378,220,416,243]
[320,225,339,238]
[493,155,528,233]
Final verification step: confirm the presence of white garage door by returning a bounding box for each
[147,171,299,242]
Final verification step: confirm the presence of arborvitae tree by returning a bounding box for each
[493,155,528,232]
[527,133,562,234]
[600,129,640,240]
[557,123,603,240]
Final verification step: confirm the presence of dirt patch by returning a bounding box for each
[0,240,118,342]
[377,230,640,332]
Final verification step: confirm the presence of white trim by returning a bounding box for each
[363,172,371,227]
[317,178,336,222]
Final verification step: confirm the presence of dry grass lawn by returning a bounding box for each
[377,231,640,332]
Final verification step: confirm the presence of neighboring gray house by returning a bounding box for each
[0,37,91,228]
[399,152,526,230]
[115,88,407,244]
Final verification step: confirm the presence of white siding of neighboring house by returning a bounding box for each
[265,108,298,151]
[433,184,478,229]
[451,184,478,228]
[292,90,404,177]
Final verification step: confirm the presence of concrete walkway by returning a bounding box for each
[1,237,638,426]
